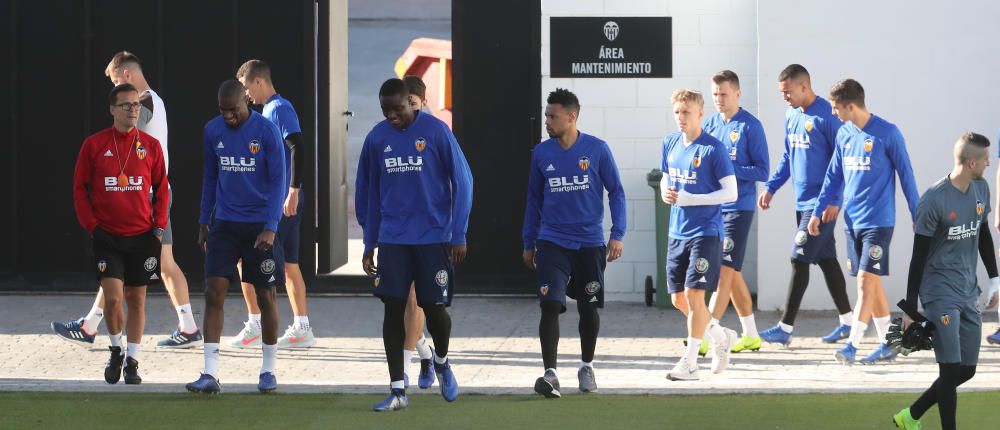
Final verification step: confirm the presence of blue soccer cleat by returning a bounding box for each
[157,328,203,349]
[859,342,897,365]
[759,325,792,346]
[987,328,1000,345]
[835,342,857,365]
[258,372,277,393]
[186,373,222,394]
[418,358,436,389]
[372,388,408,412]
[821,323,851,343]
[434,358,459,402]
[52,318,96,346]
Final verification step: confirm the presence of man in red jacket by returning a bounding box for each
[73,83,168,385]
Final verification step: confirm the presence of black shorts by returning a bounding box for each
[92,227,162,287]
[534,240,606,312]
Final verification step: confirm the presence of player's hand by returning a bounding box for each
[994,213,1000,233]
[154,230,163,242]
[901,315,913,330]
[807,216,822,236]
[283,187,300,217]
[522,249,536,270]
[757,190,773,210]
[198,224,210,253]
[980,277,1000,310]
[606,239,623,262]
[362,251,377,276]
[254,229,276,252]
[450,244,468,263]
[662,186,679,205]
[821,205,840,223]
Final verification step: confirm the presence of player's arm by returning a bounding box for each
[72,140,98,234]
[598,144,626,262]
[906,195,939,311]
[522,152,543,270]
[888,128,920,221]
[138,92,154,128]
[149,139,169,230]
[443,128,474,263]
[284,132,303,189]
[356,134,382,258]
[262,125,286,233]
[905,233,932,311]
[198,128,219,252]
[599,144,627,242]
[735,121,769,182]
[979,207,999,309]
[763,132,792,195]
[813,139,844,225]
[676,145,737,206]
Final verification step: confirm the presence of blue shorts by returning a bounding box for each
[205,220,285,288]
[845,227,893,276]
[373,243,454,306]
[277,196,304,264]
[925,298,981,365]
[667,236,721,294]
[722,211,754,272]
[534,240,606,312]
[791,209,838,264]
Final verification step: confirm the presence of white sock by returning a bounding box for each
[685,337,701,365]
[579,360,592,369]
[204,343,220,378]
[176,304,198,333]
[778,322,793,334]
[126,342,141,360]
[390,380,405,390]
[82,305,104,334]
[109,332,123,348]
[739,314,758,338]
[293,315,310,331]
[848,321,867,346]
[249,313,262,330]
[434,351,447,364]
[873,315,891,344]
[707,320,726,345]
[403,349,415,364]
[415,335,432,360]
[262,344,277,374]
[839,312,853,326]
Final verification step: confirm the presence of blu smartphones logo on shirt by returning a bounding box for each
[844,156,872,171]
[947,221,979,241]
[103,176,144,191]
[220,156,257,172]
[667,167,697,185]
[548,174,590,192]
[788,133,811,149]
[384,156,423,174]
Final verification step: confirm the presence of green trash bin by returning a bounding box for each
[645,169,671,308]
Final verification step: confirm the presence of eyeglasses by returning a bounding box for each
[115,102,141,111]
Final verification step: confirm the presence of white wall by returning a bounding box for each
[541,0,758,301]
[755,0,1000,311]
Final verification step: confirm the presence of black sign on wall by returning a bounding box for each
[550,17,672,78]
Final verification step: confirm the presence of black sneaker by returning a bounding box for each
[104,346,124,384]
[533,369,561,398]
[124,357,142,384]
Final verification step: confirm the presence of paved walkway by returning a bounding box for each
[2,295,998,394]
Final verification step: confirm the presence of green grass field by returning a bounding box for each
[2,391,998,429]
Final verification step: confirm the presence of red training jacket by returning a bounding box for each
[73,126,169,236]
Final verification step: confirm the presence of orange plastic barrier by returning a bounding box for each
[394,38,452,129]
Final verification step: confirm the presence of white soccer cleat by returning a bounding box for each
[227,321,262,349]
[276,325,316,349]
[666,356,700,381]
[711,328,738,374]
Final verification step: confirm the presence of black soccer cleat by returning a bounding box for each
[104,346,124,384]
[123,357,142,384]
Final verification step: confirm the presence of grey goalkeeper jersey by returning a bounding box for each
[914,176,990,304]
